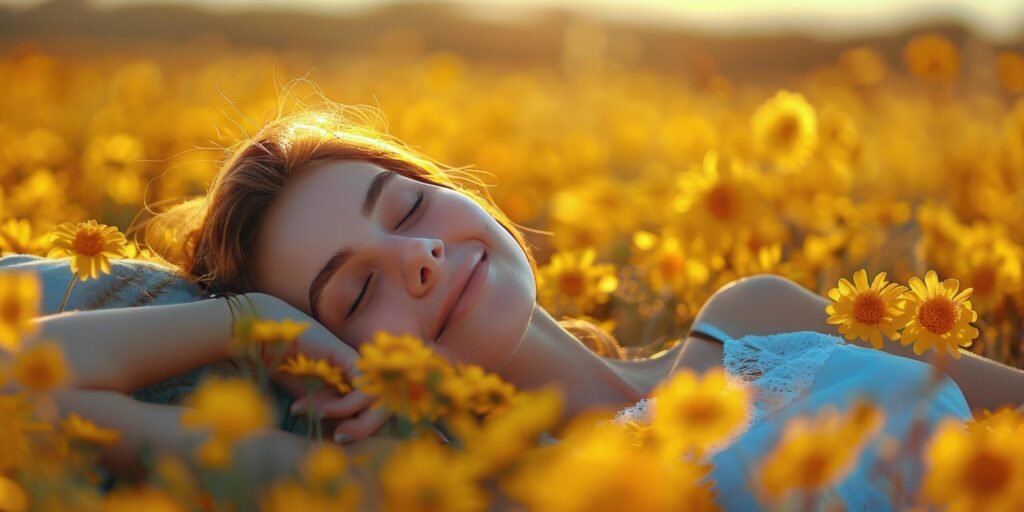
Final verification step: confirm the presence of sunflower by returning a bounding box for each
[536,247,619,317]
[897,270,980,360]
[354,331,451,422]
[278,353,351,394]
[650,367,752,456]
[825,269,909,349]
[923,418,1024,511]
[380,438,487,512]
[751,90,818,170]
[12,341,68,393]
[674,151,767,253]
[904,33,960,84]
[47,219,128,281]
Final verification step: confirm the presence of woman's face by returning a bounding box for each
[252,160,537,370]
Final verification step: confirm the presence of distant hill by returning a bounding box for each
[1,0,1020,81]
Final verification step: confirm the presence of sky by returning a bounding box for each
[6,0,1024,41]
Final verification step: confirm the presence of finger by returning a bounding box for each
[333,407,390,444]
[316,391,377,418]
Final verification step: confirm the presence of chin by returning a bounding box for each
[451,260,535,372]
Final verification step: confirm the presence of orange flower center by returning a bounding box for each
[964,449,1012,496]
[658,253,684,279]
[2,298,21,323]
[971,265,996,297]
[559,271,586,297]
[71,228,104,256]
[918,296,957,335]
[683,396,721,425]
[852,291,886,325]
[707,183,738,221]
[774,115,799,145]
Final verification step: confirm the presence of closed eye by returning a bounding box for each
[347,273,373,318]
[396,190,424,230]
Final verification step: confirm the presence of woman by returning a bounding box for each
[27,106,1024,508]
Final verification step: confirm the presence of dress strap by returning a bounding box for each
[688,320,733,345]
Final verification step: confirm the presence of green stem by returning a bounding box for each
[58,273,78,313]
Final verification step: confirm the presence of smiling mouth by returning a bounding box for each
[435,250,486,341]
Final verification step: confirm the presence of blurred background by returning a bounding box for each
[1,0,1023,361]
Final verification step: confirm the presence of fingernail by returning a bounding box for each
[290,404,302,415]
[334,432,351,443]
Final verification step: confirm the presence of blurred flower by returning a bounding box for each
[674,152,767,253]
[751,90,818,169]
[838,46,887,86]
[61,413,120,447]
[180,376,271,466]
[650,367,751,456]
[923,418,1024,511]
[47,219,127,281]
[13,341,68,393]
[456,387,563,477]
[381,438,487,512]
[537,247,618,317]
[250,318,309,346]
[102,486,185,512]
[0,219,51,256]
[0,476,28,512]
[996,51,1024,94]
[0,271,41,352]
[300,445,348,486]
[897,270,979,359]
[440,364,517,417]
[631,230,710,297]
[355,331,451,422]
[279,353,351,394]
[904,33,959,83]
[758,399,884,503]
[0,394,49,473]
[825,269,909,349]
[262,480,359,512]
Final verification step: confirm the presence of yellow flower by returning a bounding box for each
[47,219,127,281]
[968,405,1024,434]
[751,90,818,169]
[278,353,351,394]
[0,271,41,353]
[180,376,271,443]
[62,413,120,447]
[537,247,618,317]
[997,51,1024,94]
[904,33,959,83]
[631,230,711,297]
[13,341,68,393]
[758,399,885,503]
[502,423,719,512]
[674,152,767,253]
[355,331,452,422]
[0,476,28,512]
[952,228,1023,315]
[825,269,910,349]
[250,318,309,346]
[650,367,751,456]
[102,487,186,512]
[923,418,1024,512]
[897,270,979,359]
[262,480,360,512]
[838,46,887,86]
[440,364,517,417]
[301,445,348,485]
[381,438,487,512]
[0,394,49,473]
[0,219,51,256]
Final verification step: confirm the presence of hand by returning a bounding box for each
[239,292,390,444]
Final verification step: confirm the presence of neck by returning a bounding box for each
[495,304,646,425]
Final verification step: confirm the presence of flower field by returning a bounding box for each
[2,5,1024,510]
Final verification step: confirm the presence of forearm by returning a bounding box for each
[33,297,235,392]
[51,389,309,485]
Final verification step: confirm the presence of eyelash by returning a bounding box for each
[346,189,425,318]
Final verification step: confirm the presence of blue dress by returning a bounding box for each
[614,321,973,512]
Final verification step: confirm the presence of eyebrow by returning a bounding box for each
[307,170,395,321]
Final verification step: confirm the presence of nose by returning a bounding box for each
[404,237,444,297]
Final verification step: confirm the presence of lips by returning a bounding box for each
[433,248,486,342]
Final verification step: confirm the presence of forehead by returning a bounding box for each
[252,160,383,310]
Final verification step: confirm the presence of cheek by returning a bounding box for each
[341,291,424,349]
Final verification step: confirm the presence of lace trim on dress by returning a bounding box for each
[612,330,845,436]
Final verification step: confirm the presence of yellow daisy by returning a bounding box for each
[355,331,451,422]
[825,269,909,349]
[180,376,272,442]
[13,341,68,393]
[0,218,51,256]
[536,247,619,317]
[651,366,751,456]
[0,272,41,353]
[904,33,960,84]
[751,90,818,170]
[923,418,1024,511]
[897,270,979,360]
[47,219,127,281]
[250,318,309,346]
[381,438,487,512]
[674,152,768,254]
[62,412,121,447]
[278,353,351,394]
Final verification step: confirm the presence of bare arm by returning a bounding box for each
[694,274,1024,413]
[32,297,235,393]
